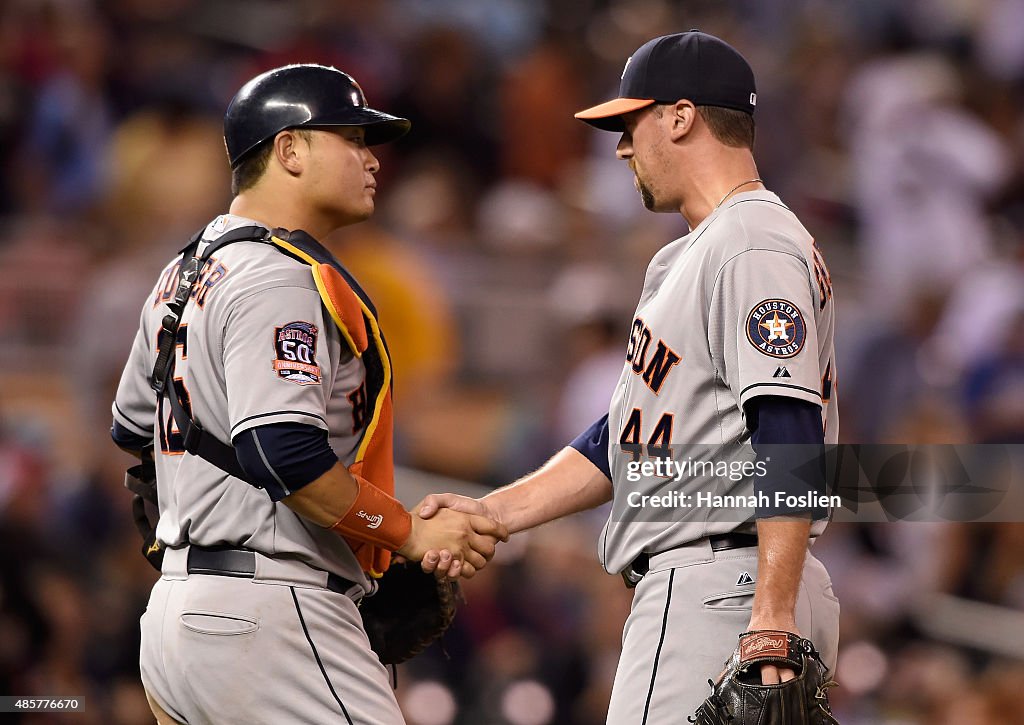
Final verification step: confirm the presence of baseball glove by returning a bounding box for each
[689,630,839,725]
[124,453,164,572]
[360,561,459,665]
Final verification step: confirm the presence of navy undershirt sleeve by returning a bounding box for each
[233,422,338,501]
[111,419,152,453]
[569,414,611,481]
[746,395,828,519]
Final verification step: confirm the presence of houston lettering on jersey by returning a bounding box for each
[626,318,682,394]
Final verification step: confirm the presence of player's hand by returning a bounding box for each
[757,663,795,685]
[417,493,500,523]
[416,494,506,579]
[746,617,800,684]
[398,508,507,579]
[422,550,479,579]
[421,549,458,578]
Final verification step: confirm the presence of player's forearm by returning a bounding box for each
[282,461,360,526]
[284,462,416,552]
[484,446,613,534]
[749,517,811,629]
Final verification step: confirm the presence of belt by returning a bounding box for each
[709,532,758,552]
[621,533,759,589]
[186,545,358,596]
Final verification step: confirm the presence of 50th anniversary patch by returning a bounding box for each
[746,299,806,358]
[273,321,321,385]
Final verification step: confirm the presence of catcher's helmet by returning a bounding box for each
[224,64,410,168]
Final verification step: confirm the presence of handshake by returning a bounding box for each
[395,494,506,580]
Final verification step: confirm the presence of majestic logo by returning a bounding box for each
[773,366,791,378]
[357,510,383,529]
[273,321,321,385]
[746,299,807,359]
[736,572,755,586]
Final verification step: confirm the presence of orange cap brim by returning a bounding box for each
[574,98,656,131]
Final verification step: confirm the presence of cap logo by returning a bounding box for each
[750,92,757,106]
[621,55,633,80]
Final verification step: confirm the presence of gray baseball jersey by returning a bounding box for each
[600,190,838,575]
[112,213,370,588]
[116,213,408,724]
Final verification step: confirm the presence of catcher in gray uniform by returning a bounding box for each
[111,65,506,725]
[420,32,841,723]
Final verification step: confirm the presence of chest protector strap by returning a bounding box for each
[270,230,397,577]
[150,225,397,577]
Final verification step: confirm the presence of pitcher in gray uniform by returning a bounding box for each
[111,65,506,725]
[419,32,840,723]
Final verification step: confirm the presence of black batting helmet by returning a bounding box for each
[224,64,411,168]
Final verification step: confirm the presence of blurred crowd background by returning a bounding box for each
[1,0,1024,723]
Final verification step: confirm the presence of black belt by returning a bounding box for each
[622,533,759,588]
[709,532,758,552]
[186,545,358,596]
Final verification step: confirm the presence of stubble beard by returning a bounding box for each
[634,174,656,210]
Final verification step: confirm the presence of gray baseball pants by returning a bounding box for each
[140,546,404,725]
[606,538,840,724]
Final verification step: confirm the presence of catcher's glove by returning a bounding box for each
[689,630,839,725]
[359,561,459,665]
[124,454,164,572]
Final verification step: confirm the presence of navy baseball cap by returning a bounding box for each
[575,31,756,132]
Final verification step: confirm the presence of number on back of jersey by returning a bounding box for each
[156,324,192,455]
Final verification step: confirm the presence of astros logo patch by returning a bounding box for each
[746,299,806,358]
[273,321,321,385]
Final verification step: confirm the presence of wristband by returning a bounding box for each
[330,473,412,551]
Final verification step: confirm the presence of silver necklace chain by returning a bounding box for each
[715,178,763,209]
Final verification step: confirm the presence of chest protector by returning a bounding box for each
[150,225,397,576]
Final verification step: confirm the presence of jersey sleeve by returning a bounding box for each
[569,414,611,480]
[112,304,157,442]
[223,285,336,439]
[709,249,823,411]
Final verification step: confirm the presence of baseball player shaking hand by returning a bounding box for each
[421,32,840,724]
[110,65,506,725]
